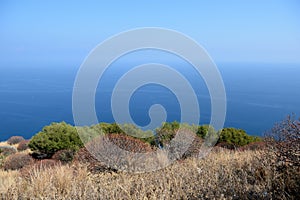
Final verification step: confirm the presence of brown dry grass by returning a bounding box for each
[1,149,298,199]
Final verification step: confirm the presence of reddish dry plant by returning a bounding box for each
[73,147,112,172]
[74,133,153,172]
[107,134,153,153]
[17,140,30,151]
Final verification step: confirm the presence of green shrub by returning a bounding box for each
[3,153,34,170]
[89,123,156,146]
[120,123,156,145]
[97,122,124,134]
[218,128,261,147]
[196,125,216,139]
[28,122,84,157]
[7,136,25,145]
[155,121,180,146]
[76,126,103,144]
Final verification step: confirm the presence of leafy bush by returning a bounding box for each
[97,122,124,134]
[7,136,25,145]
[196,125,216,139]
[155,121,180,146]
[218,128,261,147]
[52,149,75,164]
[17,140,30,151]
[76,126,103,144]
[3,153,34,170]
[120,123,156,145]
[28,122,84,158]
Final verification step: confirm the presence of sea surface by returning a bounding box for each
[0,62,299,141]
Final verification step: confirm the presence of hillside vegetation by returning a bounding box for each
[0,115,299,199]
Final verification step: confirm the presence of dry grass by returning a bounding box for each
[0,142,10,147]
[0,170,18,195]
[0,142,18,149]
[1,149,298,199]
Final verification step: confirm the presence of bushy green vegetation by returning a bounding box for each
[155,121,180,146]
[22,120,262,162]
[219,127,261,146]
[28,122,83,158]
[155,122,260,148]
[1,116,299,199]
[196,125,216,139]
[97,122,124,134]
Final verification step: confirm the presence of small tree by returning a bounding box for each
[28,122,83,158]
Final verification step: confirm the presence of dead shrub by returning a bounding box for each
[52,149,75,164]
[74,147,114,173]
[107,134,153,153]
[20,159,60,179]
[264,114,300,199]
[17,140,30,151]
[3,153,34,170]
[0,146,17,157]
[7,136,25,145]
[238,141,267,151]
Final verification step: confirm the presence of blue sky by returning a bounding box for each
[1,0,300,67]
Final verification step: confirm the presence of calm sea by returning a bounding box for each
[0,62,299,141]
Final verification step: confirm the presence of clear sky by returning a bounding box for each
[1,0,300,66]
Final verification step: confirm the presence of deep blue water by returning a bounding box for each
[0,62,299,141]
